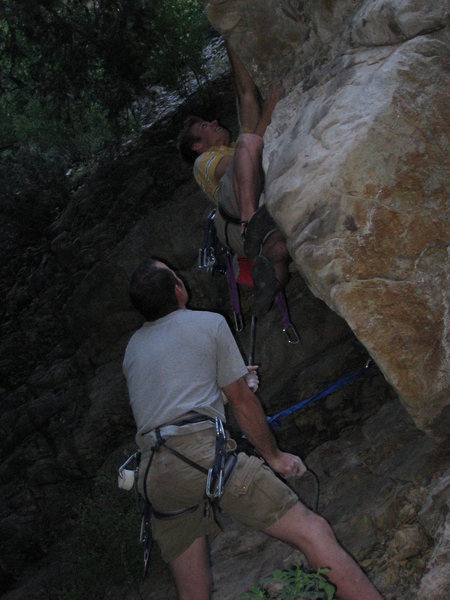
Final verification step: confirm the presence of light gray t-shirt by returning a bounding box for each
[123,309,248,442]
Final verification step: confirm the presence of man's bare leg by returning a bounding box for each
[226,43,284,233]
[170,535,211,600]
[265,502,383,600]
[232,133,265,231]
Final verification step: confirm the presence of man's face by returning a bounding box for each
[190,120,231,155]
[155,261,189,307]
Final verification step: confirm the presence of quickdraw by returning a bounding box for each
[206,418,227,499]
[198,210,222,273]
[198,210,299,343]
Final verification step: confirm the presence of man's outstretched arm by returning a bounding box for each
[222,376,306,478]
[226,41,260,132]
[226,41,284,137]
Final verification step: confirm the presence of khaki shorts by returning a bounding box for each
[139,429,298,563]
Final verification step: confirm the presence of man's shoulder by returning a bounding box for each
[179,308,225,325]
[194,144,235,168]
[180,309,232,332]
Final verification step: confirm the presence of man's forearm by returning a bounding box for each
[223,376,307,479]
[254,85,285,138]
[226,41,258,97]
[226,41,260,133]
[223,378,279,462]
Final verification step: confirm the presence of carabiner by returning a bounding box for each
[197,248,204,270]
[283,323,300,344]
[206,419,226,499]
[205,247,216,271]
[233,311,244,333]
[205,469,218,499]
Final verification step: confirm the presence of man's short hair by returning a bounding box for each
[177,115,203,164]
[129,258,179,321]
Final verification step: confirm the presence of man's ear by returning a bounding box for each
[174,281,184,306]
[192,140,203,154]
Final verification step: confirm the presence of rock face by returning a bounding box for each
[202,0,450,437]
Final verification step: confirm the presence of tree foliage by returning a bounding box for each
[0,0,210,162]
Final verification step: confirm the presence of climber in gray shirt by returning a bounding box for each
[123,257,384,600]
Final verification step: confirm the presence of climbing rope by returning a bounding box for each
[267,360,373,429]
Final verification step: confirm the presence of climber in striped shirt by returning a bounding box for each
[178,40,290,316]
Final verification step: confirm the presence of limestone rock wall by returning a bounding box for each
[202,0,450,437]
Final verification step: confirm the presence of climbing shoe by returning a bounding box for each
[251,254,279,318]
[243,205,278,259]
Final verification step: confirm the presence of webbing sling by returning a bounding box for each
[225,251,244,331]
[275,290,300,344]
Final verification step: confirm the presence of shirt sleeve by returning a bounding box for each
[193,144,235,204]
[215,318,248,388]
[193,150,223,202]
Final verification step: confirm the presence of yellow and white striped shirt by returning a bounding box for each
[193,143,235,205]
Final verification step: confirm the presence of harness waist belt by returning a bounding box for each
[144,417,216,443]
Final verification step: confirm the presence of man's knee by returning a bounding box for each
[178,584,210,600]
[266,500,335,549]
[236,132,264,156]
[305,512,336,544]
[262,231,289,263]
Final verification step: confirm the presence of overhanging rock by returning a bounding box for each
[202,0,450,437]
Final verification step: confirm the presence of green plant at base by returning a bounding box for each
[243,566,336,600]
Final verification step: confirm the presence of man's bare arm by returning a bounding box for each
[222,376,306,478]
[253,84,285,138]
[226,42,260,132]
[226,41,284,137]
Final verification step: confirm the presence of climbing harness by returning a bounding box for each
[118,416,236,577]
[267,360,373,429]
[144,417,237,512]
[198,209,300,344]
